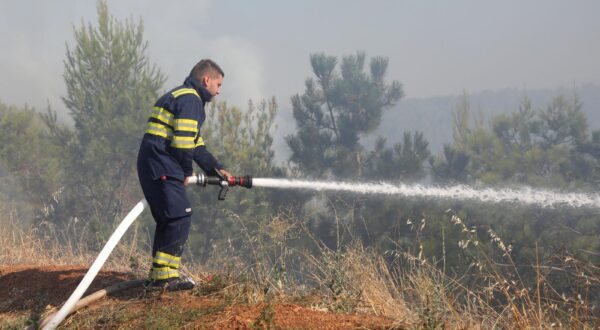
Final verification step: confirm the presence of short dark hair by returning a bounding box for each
[190,59,225,80]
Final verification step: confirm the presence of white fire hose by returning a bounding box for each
[41,173,253,329]
[41,200,147,330]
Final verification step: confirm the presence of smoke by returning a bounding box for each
[108,0,267,109]
[0,1,80,113]
[205,36,267,107]
[0,0,269,113]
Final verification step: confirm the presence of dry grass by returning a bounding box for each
[382,212,600,329]
[462,213,598,328]
[0,203,147,274]
[307,243,415,326]
[2,202,599,329]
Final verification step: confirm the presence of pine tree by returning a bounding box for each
[286,52,403,178]
[185,99,282,260]
[0,102,63,221]
[44,1,165,237]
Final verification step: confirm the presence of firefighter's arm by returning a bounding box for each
[191,103,235,181]
[193,146,234,180]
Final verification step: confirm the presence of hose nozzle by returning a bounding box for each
[192,173,252,200]
[227,175,252,188]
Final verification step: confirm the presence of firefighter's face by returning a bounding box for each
[203,74,223,97]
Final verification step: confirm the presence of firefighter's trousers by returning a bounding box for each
[139,174,192,280]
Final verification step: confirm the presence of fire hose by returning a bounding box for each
[41,173,252,330]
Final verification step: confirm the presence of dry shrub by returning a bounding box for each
[342,245,411,320]
[302,241,413,326]
[0,203,148,274]
[392,252,499,329]
[3,201,599,329]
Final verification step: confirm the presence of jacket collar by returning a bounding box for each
[184,76,213,103]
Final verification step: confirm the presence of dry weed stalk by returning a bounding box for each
[447,211,599,328]
[0,202,148,274]
[2,200,598,329]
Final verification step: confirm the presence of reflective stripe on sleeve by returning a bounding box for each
[171,136,196,149]
[195,136,205,147]
[150,107,174,126]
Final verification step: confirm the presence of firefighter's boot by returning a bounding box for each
[147,274,196,292]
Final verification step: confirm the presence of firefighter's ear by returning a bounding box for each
[201,75,210,87]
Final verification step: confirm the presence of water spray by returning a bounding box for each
[251,178,600,209]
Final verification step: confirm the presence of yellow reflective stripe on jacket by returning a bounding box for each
[172,88,199,98]
[174,118,198,133]
[195,136,205,147]
[145,122,173,139]
[150,266,179,280]
[171,136,196,149]
[154,251,181,268]
[150,107,174,126]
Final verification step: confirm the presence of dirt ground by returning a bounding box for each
[0,265,401,329]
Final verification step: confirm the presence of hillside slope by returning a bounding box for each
[372,83,600,153]
[0,265,400,329]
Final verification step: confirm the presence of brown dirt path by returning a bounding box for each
[0,265,402,329]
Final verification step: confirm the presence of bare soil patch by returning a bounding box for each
[0,265,400,329]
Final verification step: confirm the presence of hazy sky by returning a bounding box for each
[1,0,599,115]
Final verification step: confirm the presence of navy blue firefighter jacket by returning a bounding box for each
[137,76,223,182]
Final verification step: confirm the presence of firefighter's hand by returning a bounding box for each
[219,169,234,180]
[184,172,195,187]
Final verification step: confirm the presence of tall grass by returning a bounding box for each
[0,202,146,274]
[2,201,599,329]
[212,208,600,328]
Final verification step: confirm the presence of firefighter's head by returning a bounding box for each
[190,59,224,98]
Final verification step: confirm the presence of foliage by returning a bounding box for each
[0,103,64,221]
[286,51,405,178]
[367,132,431,181]
[203,99,279,176]
[185,99,282,261]
[284,52,432,255]
[41,1,165,239]
[438,92,589,187]
[424,92,600,301]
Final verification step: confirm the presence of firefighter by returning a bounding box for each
[137,59,233,291]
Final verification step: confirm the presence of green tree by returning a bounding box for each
[203,99,279,176]
[429,144,469,183]
[185,99,282,260]
[285,52,435,252]
[367,132,431,181]
[0,102,64,223]
[43,1,165,237]
[438,92,587,187]
[427,91,600,277]
[572,130,600,187]
[537,95,587,148]
[286,52,403,178]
